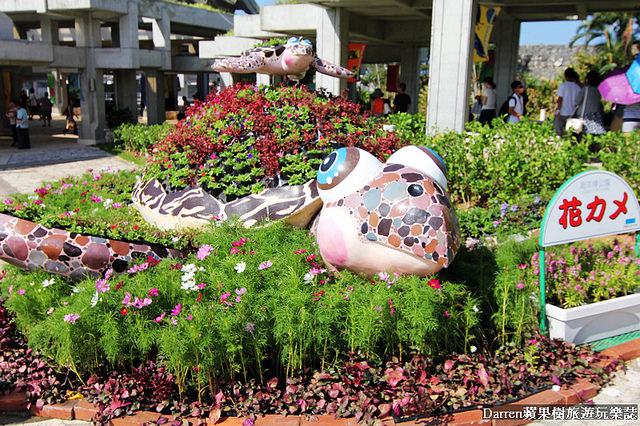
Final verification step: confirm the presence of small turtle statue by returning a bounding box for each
[211,37,354,81]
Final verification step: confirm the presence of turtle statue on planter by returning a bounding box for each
[132,145,460,277]
[211,37,354,81]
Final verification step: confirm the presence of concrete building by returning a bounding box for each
[201,0,638,133]
[0,0,257,145]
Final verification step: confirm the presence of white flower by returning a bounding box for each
[470,345,477,353]
[473,305,479,313]
[72,286,81,293]
[103,198,113,208]
[29,281,35,286]
[90,291,100,307]
[303,272,314,284]
[234,262,246,273]
[172,237,180,243]
[552,385,561,392]
[42,278,55,288]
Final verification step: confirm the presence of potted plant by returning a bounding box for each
[529,237,640,344]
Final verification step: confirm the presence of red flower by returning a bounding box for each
[120,307,128,315]
[111,225,117,229]
[115,281,123,290]
[428,279,441,290]
[134,225,139,230]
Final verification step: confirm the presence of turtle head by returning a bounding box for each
[286,37,314,56]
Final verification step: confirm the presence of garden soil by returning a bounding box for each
[1,115,639,426]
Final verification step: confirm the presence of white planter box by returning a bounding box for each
[546,293,640,345]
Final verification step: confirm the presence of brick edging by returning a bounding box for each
[1,338,637,426]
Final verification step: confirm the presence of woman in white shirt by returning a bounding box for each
[479,77,497,126]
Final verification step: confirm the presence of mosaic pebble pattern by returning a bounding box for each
[0,213,182,281]
[324,164,460,267]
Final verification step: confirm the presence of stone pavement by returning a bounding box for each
[0,114,136,197]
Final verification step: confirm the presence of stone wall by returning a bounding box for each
[518,45,597,80]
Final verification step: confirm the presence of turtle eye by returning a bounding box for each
[301,39,312,46]
[385,146,448,191]
[317,148,383,203]
[287,37,299,44]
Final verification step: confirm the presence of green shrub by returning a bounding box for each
[113,122,173,153]
[594,131,640,195]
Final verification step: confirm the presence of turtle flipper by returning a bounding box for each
[311,58,354,79]
[211,55,265,73]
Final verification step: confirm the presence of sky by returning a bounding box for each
[252,0,586,46]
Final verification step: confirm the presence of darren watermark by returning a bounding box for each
[482,404,638,421]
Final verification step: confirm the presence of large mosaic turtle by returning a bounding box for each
[132,146,460,277]
[211,37,354,81]
[0,213,182,281]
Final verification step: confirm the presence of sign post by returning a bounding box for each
[538,170,640,333]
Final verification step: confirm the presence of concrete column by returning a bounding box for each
[40,16,59,45]
[152,8,171,69]
[52,70,67,114]
[76,14,107,145]
[114,70,137,115]
[426,0,476,133]
[400,47,420,114]
[256,73,271,86]
[219,72,233,89]
[316,7,348,95]
[145,69,165,125]
[492,15,521,104]
[119,0,139,49]
[0,12,13,40]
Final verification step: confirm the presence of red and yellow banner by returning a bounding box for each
[347,43,367,82]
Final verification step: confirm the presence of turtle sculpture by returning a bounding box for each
[211,37,354,81]
[0,213,182,281]
[132,145,460,277]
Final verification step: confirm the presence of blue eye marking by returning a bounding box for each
[317,148,347,185]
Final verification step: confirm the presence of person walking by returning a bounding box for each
[575,71,605,136]
[507,81,525,123]
[16,100,30,149]
[392,83,411,113]
[39,92,53,127]
[554,68,582,136]
[28,88,39,120]
[6,101,18,146]
[62,99,78,136]
[479,77,497,125]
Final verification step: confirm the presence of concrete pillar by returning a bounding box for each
[114,70,137,115]
[256,73,270,86]
[426,0,476,133]
[76,14,107,145]
[493,15,521,104]
[119,1,139,49]
[316,7,348,95]
[0,12,13,40]
[400,47,420,114]
[219,72,234,89]
[152,8,171,69]
[145,69,165,125]
[165,74,179,110]
[40,16,59,45]
[52,70,67,114]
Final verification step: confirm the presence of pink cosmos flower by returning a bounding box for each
[235,287,247,296]
[46,307,54,315]
[64,313,80,324]
[171,303,182,316]
[154,312,166,323]
[196,244,214,260]
[258,260,273,270]
[516,282,525,290]
[122,292,132,305]
[17,289,25,295]
[445,311,450,317]
[148,288,159,296]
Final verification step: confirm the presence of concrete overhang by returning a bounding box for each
[199,35,258,58]
[234,14,282,39]
[0,40,53,65]
[260,4,322,35]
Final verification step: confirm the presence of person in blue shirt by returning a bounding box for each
[16,100,30,149]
